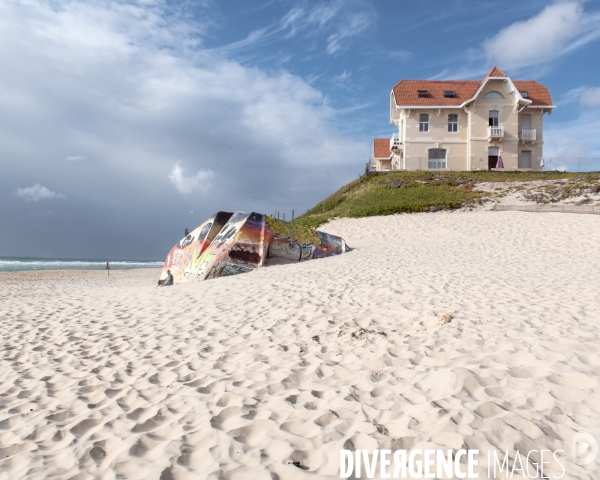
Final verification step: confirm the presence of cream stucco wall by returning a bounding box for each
[469,79,527,170]
[402,108,468,170]
[518,107,545,169]
[375,159,392,171]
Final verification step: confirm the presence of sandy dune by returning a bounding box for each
[1,210,599,479]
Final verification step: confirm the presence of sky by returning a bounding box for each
[1,0,600,260]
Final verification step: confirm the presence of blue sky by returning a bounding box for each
[1,0,600,259]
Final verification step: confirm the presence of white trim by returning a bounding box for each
[395,105,462,109]
[395,103,555,110]
[470,137,519,142]
[408,139,466,144]
[461,76,529,109]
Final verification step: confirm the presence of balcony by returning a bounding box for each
[488,126,504,140]
[521,129,536,142]
[390,133,402,151]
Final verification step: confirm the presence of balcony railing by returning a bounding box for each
[488,126,504,138]
[390,133,402,150]
[521,129,536,141]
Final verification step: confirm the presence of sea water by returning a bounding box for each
[0,256,163,272]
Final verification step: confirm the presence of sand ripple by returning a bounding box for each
[1,211,599,479]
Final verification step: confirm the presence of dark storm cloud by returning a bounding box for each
[0,0,367,260]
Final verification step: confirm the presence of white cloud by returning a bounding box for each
[168,163,215,195]
[282,3,341,36]
[0,0,367,259]
[66,155,87,161]
[483,2,600,69]
[554,86,600,107]
[332,70,352,88]
[15,183,65,201]
[544,88,600,167]
[0,0,365,180]
[545,112,600,161]
[388,50,411,61]
[218,1,376,58]
[327,11,375,55]
[580,87,600,107]
[555,86,588,106]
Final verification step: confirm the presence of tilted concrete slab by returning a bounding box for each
[160,212,348,284]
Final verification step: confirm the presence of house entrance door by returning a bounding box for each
[488,147,499,170]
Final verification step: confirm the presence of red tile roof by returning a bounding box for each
[512,80,553,106]
[391,67,553,107]
[373,138,391,159]
[485,66,507,77]
[393,80,480,106]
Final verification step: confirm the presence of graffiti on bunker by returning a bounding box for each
[160,211,348,284]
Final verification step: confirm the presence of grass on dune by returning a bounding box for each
[294,170,600,229]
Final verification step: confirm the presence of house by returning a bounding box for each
[370,138,393,171]
[370,67,555,172]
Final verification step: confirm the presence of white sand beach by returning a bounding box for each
[1,210,599,479]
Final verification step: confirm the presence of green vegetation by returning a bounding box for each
[294,171,600,228]
[265,216,321,244]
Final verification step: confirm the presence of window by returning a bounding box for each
[519,91,529,98]
[448,114,458,132]
[444,90,456,98]
[417,90,430,98]
[419,114,429,132]
[489,110,499,127]
[428,149,446,169]
[483,91,505,99]
[519,151,532,169]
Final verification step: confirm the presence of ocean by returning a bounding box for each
[0,256,164,272]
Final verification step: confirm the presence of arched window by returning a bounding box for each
[483,91,505,99]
